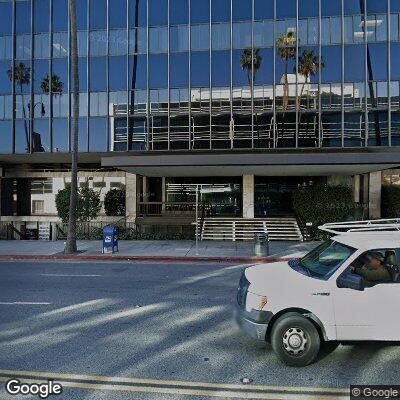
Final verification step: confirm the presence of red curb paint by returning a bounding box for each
[0,254,297,263]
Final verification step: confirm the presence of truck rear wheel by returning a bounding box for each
[271,313,320,367]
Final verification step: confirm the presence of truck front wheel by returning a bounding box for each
[271,313,321,367]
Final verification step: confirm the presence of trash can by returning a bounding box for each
[254,232,269,257]
[102,225,119,254]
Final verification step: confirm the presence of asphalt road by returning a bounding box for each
[0,260,399,400]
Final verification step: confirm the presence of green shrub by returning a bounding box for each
[55,185,101,223]
[293,184,355,239]
[382,184,400,218]
[104,188,126,216]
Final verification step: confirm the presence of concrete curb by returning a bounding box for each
[0,254,297,263]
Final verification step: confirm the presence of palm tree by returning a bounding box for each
[65,0,79,254]
[276,31,297,110]
[7,63,31,150]
[40,74,64,95]
[297,50,324,104]
[240,48,262,146]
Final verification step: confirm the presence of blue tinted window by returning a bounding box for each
[254,48,273,84]
[344,0,362,15]
[109,30,128,55]
[191,0,209,23]
[367,0,388,13]
[34,0,50,32]
[149,0,168,26]
[109,0,127,28]
[0,62,12,94]
[212,50,230,86]
[52,59,68,92]
[391,42,400,79]
[344,45,365,81]
[392,0,400,12]
[90,31,108,56]
[129,28,147,53]
[0,2,12,34]
[78,57,88,91]
[77,0,88,29]
[170,26,189,52]
[277,0,296,18]
[16,1,32,34]
[170,53,188,88]
[233,0,251,22]
[109,56,127,90]
[254,21,273,47]
[129,0,147,27]
[254,0,274,20]
[322,0,342,16]
[149,54,168,88]
[129,55,147,90]
[299,0,319,18]
[0,121,12,153]
[33,60,48,93]
[90,0,107,29]
[89,117,108,151]
[321,46,342,83]
[191,52,209,86]
[233,22,251,49]
[53,0,68,31]
[212,0,230,23]
[52,118,69,152]
[170,0,188,24]
[0,36,13,60]
[233,50,250,86]
[369,43,388,81]
[90,57,107,91]
[191,25,210,51]
[212,23,230,50]
[149,27,168,53]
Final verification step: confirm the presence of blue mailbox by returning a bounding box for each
[102,225,119,254]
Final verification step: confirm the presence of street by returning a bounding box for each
[0,260,399,399]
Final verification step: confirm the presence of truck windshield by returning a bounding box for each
[299,240,356,280]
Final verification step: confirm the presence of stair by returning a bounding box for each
[200,217,303,241]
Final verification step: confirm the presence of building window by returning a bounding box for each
[31,179,53,194]
[32,200,45,215]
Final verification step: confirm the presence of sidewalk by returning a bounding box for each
[0,240,318,262]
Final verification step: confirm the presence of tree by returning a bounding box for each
[276,31,297,110]
[240,48,262,146]
[55,185,101,223]
[297,50,324,103]
[65,0,79,254]
[7,63,30,151]
[40,74,64,95]
[104,188,126,216]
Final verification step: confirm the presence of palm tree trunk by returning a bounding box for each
[65,0,79,254]
[20,84,29,151]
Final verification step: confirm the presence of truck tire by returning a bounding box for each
[271,313,321,367]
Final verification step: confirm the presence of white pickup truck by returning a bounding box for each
[235,224,400,367]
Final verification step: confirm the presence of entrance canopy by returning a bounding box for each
[102,149,400,177]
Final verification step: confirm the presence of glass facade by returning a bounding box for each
[0,0,399,153]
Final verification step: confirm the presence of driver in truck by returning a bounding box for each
[351,251,391,285]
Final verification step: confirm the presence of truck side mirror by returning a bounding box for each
[337,271,365,291]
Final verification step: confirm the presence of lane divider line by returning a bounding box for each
[0,369,348,398]
[0,376,348,400]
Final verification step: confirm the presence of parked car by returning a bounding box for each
[235,225,400,367]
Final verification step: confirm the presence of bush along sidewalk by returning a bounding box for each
[294,184,355,240]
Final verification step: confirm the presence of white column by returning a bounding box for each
[353,175,360,203]
[242,175,255,219]
[125,173,137,222]
[368,171,382,220]
[161,177,166,212]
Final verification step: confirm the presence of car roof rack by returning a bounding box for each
[319,219,400,234]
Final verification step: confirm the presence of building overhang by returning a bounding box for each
[101,148,400,177]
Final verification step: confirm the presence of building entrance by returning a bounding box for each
[255,176,326,217]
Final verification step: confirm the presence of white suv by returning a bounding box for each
[235,230,400,367]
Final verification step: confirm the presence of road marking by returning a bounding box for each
[0,370,348,399]
[40,274,102,277]
[0,302,51,305]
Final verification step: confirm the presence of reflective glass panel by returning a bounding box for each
[170,0,188,24]
[191,0,210,24]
